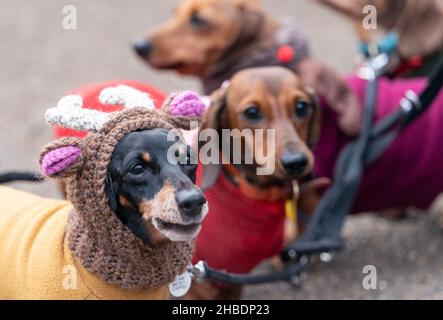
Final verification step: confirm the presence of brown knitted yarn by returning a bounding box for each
[66,107,193,289]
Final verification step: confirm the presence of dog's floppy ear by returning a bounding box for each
[306,87,321,148]
[106,171,119,213]
[200,85,229,134]
[39,137,85,179]
[198,85,229,191]
[235,0,264,44]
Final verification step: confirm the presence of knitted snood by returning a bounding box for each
[65,107,194,289]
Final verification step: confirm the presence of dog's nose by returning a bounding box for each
[176,189,206,219]
[133,40,152,59]
[281,153,308,175]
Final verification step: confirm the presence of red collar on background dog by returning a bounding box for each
[394,55,423,77]
[222,164,292,202]
[276,45,296,65]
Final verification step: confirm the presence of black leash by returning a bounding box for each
[190,257,309,285]
[0,171,42,184]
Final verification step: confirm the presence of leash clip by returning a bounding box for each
[400,90,422,113]
[287,255,309,287]
[357,53,390,80]
[189,260,207,283]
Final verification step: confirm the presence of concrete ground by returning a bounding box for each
[0,0,442,299]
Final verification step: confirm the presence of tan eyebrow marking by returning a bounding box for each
[119,195,131,207]
[142,152,152,162]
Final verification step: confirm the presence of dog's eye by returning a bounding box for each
[295,100,311,118]
[129,164,146,175]
[243,106,262,121]
[190,12,207,28]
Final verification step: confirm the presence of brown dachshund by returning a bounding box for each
[187,67,330,299]
[134,0,274,79]
[134,0,362,135]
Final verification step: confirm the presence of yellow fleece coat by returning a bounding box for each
[0,186,168,300]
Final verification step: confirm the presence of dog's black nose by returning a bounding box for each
[133,40,152,58]
[176,189,206,219]
[281,153,308,175]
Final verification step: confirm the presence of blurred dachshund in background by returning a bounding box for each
[317,0,443,218]
[318,0,443,77]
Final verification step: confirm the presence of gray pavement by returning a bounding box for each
[0,0,442,299]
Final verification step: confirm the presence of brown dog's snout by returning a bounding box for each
[176,189,207,219]
[281,152,308,176]
[133,39,153,59]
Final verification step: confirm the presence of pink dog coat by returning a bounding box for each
[315,76,443,213]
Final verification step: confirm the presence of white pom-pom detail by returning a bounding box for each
[99,85,155,110]
[57,95,83,109]
[45,85,155,133]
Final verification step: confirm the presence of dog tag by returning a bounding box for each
[169,270,192,297]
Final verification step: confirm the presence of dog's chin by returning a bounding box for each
[152,216,201,242]
[257,166,313,185]
[256,176,293,191]
[240,167,295,187]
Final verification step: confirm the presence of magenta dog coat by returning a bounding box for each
[315,76,443,213]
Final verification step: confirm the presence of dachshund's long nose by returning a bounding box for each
[281,153,308,176]
[176,189,206,219]
[133,40,152,59]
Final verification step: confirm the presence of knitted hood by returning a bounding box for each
[39,84,205,289]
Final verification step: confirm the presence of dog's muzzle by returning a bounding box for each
[152,202,209,242]
[151,188,208,242]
